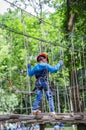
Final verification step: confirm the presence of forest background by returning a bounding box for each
[0,0,86,114]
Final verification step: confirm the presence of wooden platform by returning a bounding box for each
[0,113,86,125]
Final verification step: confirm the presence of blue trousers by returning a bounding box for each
[32,78,54,112]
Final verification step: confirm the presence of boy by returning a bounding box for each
[28,53,63,115]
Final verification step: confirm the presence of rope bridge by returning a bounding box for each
[0,58,86,128]
[0,0,86,130]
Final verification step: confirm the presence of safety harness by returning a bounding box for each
[35,69,49,91]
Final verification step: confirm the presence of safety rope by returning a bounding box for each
[60,47,71,112]
[79,38,86,110]
[9,31,13,114]
[70,40,77,112]
[70,34,82,112]
[21,10,32,114]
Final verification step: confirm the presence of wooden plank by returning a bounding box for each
[0,113,85,125]
[0,115,10,121]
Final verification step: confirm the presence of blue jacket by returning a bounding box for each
[28,62,61,78]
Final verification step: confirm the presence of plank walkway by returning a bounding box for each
[0,113,86,125]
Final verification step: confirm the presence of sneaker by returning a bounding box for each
[50,111,56,117]
[32,110,41,115]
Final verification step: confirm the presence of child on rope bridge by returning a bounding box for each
[27,53,63,115]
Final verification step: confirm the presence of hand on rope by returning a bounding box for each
[27,64,31,69]
[58,60,63,66]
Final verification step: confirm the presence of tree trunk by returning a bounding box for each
[69,70,84,112]
[67,0,76,32]
[67,0,85,129]
[69,70,85,129]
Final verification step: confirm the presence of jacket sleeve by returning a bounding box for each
[28,68,35,76]
[47,63,61,73]
[28,63,61,76]
[27,64,44,76]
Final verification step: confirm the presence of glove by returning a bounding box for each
[27,64,31,69]
[58,60,63,66]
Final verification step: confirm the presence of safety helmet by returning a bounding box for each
[37,53,49,62]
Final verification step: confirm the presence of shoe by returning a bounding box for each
[32,110,41,115]
[50,111,56,117]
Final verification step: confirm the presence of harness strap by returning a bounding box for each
[37,86,48,91]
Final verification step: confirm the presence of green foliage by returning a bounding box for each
[0,88,18,113]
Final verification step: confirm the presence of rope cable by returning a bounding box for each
[9,31,13,114]
[82,38,86,87]
[21,10,32,114]
[0,78,5,114]
[50,44,59,113]
[19,72,23,114]
[70,39,77,112]
[56,79,61,113]
[21,11,28,114]
[3,0,73,40]
[0,24,86,54]
[79,38,86,110]
[79,49,85,111]
[50,28,61,113]
[71,35,81,112]
[0,30,8,114]
[3,0,60,29]
[58,26,71,112]
[82,38,86,109]
[61,49,71,112]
